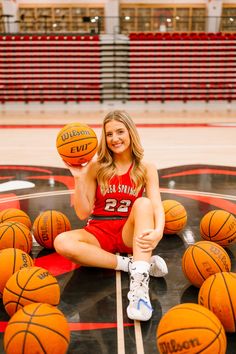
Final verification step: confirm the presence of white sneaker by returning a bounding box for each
[149,255,168,278]
[127,272,153,321]
[128,255,168,278]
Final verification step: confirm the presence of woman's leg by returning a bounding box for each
[54,229,118,269]
[122,197,154,261]
[121,197,156,321]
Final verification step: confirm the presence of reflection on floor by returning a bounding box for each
[0,164,236,354]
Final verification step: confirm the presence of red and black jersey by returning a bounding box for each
[92,165,144,218]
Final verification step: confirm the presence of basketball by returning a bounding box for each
[0,208,32,229]
[0,221,32,253]
[182,240,231,287]
[200,209,236,246]
[162,199,187,234]
[32,209,71,249]
[4,302,70,354]
[199,272,236,332]
[56,122,98,165]
[0,248,34,297]
[156,302,226,354]
[3,266,60,317]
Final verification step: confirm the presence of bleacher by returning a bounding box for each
[129,32,236,102]
[0,32,236,103]
[0,34,101,103]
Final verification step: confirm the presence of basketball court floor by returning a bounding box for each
[0,101,236,353]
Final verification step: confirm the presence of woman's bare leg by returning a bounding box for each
[122,197,154,261]
[54,229,118,269]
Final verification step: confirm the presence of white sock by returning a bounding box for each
[131,260,150,274]
[115,255,130,272]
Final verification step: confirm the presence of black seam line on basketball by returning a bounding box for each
[191,246,205,283]
[206,273,216,310]
[200,223,208,239]
[208,211,218,240]
[194,244,227,272]
[165,204,183,214]
[22,304,64,317]
[4,281,59,298]
[164,226,183,232]
[195,325,225,354]
[157,326,220,340]
[167,304,222,328]
[0,223,15,241]
[12,248,17,274]
[14,268,49,312]
[222,272,236,331]
[58,136,97,148]
[211,212,231,238]
[7,323,70,343]
[14,223,31,252]
[37,213,45,245]
[165,214,187,223]
[60,144,98,158]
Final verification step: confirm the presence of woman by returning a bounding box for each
[54,110,167,321]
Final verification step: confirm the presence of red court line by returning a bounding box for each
[0,123,235,129]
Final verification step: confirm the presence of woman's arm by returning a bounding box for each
[66,160,98,220]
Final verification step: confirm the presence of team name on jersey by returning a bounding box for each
[106,183,137,196]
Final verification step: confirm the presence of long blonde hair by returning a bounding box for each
[97,110,147,194]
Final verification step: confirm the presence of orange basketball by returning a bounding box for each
[182,240,231,287]
[156,303,226,354]
[4,302,70,354]
[0,208,31,229]
[162,199,187,234]
[0,248,34,297]
[200,209,236,246]
[3,266,60,317]
[0,221,32,253]
[199,272,236,332]
[32,209,71,249]
[56,122,98,165]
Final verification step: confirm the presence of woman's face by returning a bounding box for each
[105,120,131,155]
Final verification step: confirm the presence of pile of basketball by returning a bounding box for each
[157,204,236,354]
[0,207,72,354]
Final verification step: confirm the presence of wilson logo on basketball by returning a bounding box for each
[37,271,50,280]
[21,253,30,268]
[70,142,92,153]
[61,129,90,141]
[159,338,201,353]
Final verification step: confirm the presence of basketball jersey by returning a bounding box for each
[92,164,144,218]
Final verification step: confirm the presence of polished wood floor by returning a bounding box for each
[0,101,236,354]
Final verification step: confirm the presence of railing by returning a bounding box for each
[0,16,236,35]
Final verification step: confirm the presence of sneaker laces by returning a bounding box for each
[128,272,150,303]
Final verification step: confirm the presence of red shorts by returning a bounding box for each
[84,218,132,254]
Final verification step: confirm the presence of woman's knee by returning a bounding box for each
[54,232,72,256]
[133,197,153,214]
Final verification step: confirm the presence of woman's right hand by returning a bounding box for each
[62,159,94,178]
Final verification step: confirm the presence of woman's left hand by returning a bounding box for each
[136,229,163,252]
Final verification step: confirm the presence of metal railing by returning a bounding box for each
[1,16,236,35]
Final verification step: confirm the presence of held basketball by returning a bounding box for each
[156,303,226,354]
[3,266,60,317]
[0,221,32,253]
[200,209,236,246]
[182,240,231,287]
[0,208,32,229]
[4,302,70,354]
[56,122,98,165]
[162,199,187,234]
[0,248,34,297]
[32,209,71,249]
[199,272,236,332]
